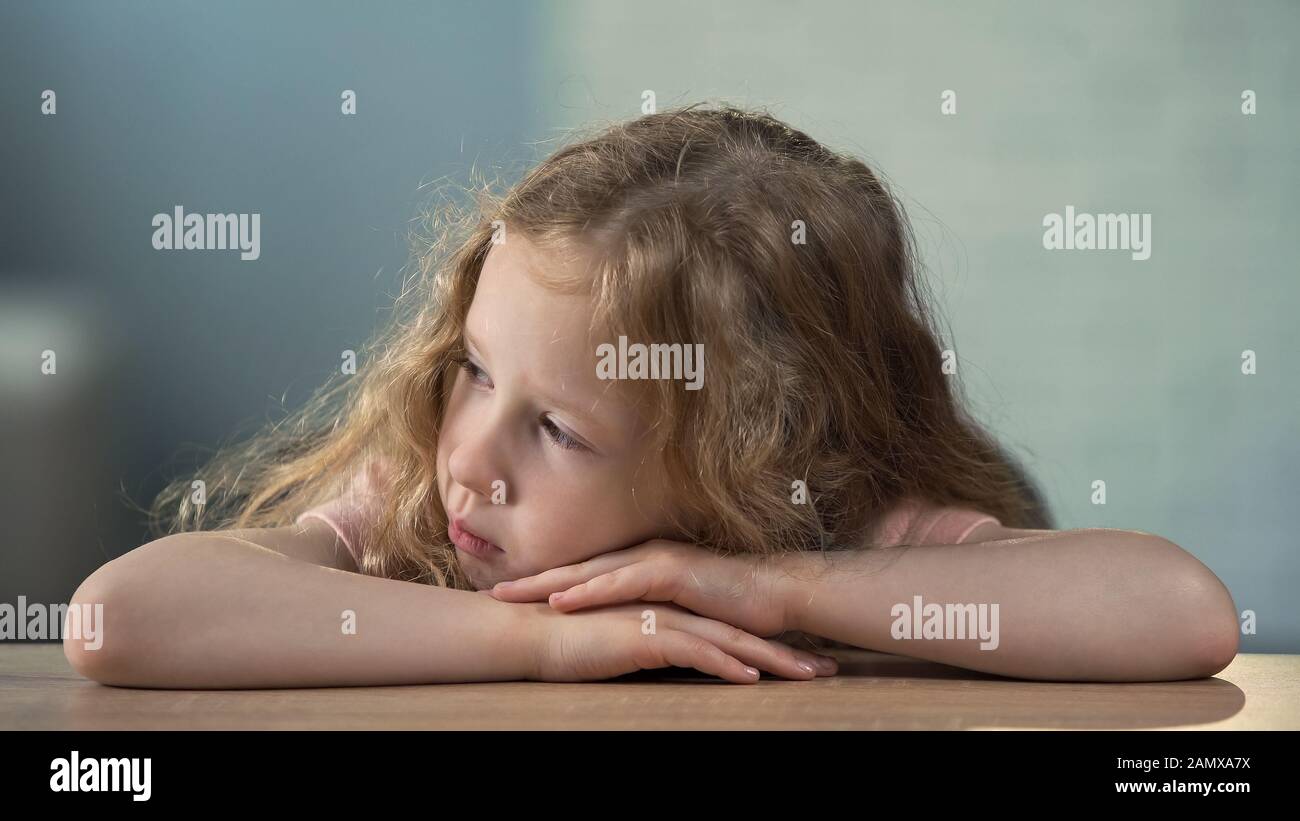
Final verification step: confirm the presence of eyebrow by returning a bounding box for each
[462,326,616,435]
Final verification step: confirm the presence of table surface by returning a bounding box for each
[3,643,1296,730]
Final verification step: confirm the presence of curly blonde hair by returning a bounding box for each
[148,101,1052,590]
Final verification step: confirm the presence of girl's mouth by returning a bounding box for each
[449,518,505,561]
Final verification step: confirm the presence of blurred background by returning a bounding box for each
[2,0,1296,649]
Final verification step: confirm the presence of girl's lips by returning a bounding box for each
[449,518,505,561]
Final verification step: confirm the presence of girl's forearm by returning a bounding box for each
[65,534,536,688]
[783,529,1240,682]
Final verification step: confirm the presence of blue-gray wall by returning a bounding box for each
[1,0,543,610]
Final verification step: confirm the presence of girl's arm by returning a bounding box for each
[782,528,1240,682]
[63,519,536,689]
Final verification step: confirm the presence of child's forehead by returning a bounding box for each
[482,229,603,293]
[467,275,599,351]
[472,237,612,347]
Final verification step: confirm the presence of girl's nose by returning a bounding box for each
[446,423,509,501]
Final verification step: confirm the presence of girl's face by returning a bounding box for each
[436,233,676,590]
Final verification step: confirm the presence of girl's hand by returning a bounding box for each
[491,540,829,664]
[517,600,835,684]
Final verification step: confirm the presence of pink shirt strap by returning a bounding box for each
[294,458,392,566]
[871,497,1001,547]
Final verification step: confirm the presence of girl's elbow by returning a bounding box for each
[64,566,133,686]
[1132,535,1239,679]
[1198,626,1239,679]
[1173,557,1240,679]
[1188,589,1240,678]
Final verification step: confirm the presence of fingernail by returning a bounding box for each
[798,662,816,675]
[495,581,513,589]
[816,656,836,671]
[745,667,760,678]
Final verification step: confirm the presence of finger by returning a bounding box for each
[798,649,839,676]
[757,641,838,676]
[490,551,642,601]
[548,564,680,612]
[759,638,838,675]
[652,630,761,685]
[670,612,823,681]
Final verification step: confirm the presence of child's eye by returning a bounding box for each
[541,416,586,452]
[457,356,490,387]
[456,356,585,453]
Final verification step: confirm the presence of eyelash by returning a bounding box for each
[455,356,586,452]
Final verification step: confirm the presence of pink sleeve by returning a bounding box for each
[294,458,392,565]
[871,497,1001,547]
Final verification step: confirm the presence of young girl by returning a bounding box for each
[66,103,1239,689]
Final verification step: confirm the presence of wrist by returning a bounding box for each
[773,550,823,634]
[500,599,550,681]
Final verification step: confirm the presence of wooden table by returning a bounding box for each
[3,643,1296,730]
